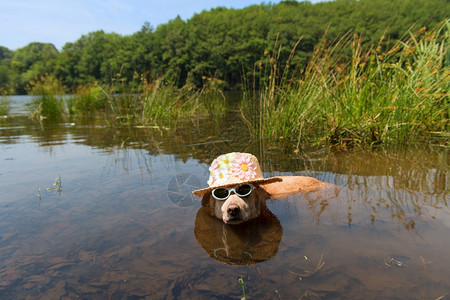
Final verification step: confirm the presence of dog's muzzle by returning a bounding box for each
[227,204,240,217]
[225,204,242,223]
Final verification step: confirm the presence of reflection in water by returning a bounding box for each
[194,207,282,265]
[0,97,449,299]
[297,171,448,231]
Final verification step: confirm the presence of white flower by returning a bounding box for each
[217,153,236,170]
[215,168,231,185]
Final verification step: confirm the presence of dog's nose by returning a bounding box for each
[227,204,240,216]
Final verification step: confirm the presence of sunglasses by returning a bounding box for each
[212,184,254,200]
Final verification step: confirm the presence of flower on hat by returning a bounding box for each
[217,153,235,170]
[214,168,230,185]
[207,158,231,186]
[209,159,219,174]
[207,159,220,185]
[231,153,257,180]
[193,152,283,198]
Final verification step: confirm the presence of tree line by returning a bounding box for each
[0,0,448,95]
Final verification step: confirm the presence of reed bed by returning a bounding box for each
[27,75,227,125]
[242,20,449,148]
[139,77,226,126]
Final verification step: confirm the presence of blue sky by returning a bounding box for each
[0,0,324,51]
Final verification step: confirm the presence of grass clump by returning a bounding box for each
[140,78,227,126]
[28,76,66,119]
[0,95,10,116]
[242,20,449,149]
[72,83,108,112]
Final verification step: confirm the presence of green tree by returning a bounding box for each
[56,31,123,90]
[0,46,13,92]
[9,43,58,94]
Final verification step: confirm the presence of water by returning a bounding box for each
[0,96,449,299]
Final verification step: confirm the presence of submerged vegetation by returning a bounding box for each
[242,21,449,148]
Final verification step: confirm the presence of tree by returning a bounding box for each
[9,43,58,93]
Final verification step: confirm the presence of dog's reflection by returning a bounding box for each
[194,206,282,265]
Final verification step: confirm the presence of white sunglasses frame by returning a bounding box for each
[211,184,254,200]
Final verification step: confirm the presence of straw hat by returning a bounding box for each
[194,207,283,265]
[192,152,282,197]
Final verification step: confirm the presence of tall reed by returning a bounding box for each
[242,20,449,148]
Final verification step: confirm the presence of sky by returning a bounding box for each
[1,0,323,51]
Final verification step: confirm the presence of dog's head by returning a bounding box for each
[202,184,270,225]
[193,152,333,225]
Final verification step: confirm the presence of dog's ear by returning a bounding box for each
[201,191,211,207]
[201,191,216,216]
[259,176,330,199]
[254,184,270,202]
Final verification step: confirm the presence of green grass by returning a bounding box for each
[242,20,449,149]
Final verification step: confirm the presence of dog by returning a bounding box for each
[193,152,332,224]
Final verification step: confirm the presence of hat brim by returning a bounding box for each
[192,176,283,198]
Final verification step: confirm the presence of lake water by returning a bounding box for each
[0,96,449,299]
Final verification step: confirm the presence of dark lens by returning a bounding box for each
[235,184,252,196]
[212,188,229,200]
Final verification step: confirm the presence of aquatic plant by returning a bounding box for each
[288,254,326,281]
[242,20,449,148]
[47,175,62,194]
[140,78,226,126]
[63,73,227,125]
[0,95,10,116]
[73,82,108,112]
[28,76,66,119]
[197,76,228,119]
[141,79,189,126]
[36,175,62,205]
[238,276,246,300]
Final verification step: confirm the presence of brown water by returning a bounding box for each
[0,96,449,299]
